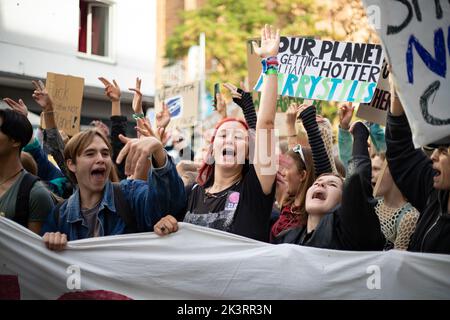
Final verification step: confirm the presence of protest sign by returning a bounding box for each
[252,37,384,103]
[357,60,390,125]
[46,72,84,136]
[248,38,322,113]
[155,81,199,128]
[362,0,450,146]
[1,218,450,300]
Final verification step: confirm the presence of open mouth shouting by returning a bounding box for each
[311,189,327,201]
[220,147,236,163]
[90,167,107,183]
[433,165,442,183]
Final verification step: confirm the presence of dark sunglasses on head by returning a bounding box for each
[422,144,450,154]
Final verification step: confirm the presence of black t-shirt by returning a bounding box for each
[184,165,275,242]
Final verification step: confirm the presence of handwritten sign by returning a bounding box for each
[362,0,450,146]
[155,82,199,128]
[253,37,384,103]
[46,72,84,136]
[357,60,390,125]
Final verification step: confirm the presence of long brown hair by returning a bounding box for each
[282,147,315,220]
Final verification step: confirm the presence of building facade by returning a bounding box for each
[0,0,156,132]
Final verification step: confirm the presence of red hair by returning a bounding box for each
[197,118,249,186]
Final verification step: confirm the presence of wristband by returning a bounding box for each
[261,56,279,74]
[132,113,145,120]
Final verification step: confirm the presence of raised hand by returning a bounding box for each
[135,117,164,142]
[286,103,299,127]
[223,83,242,100]
[31,80,53,111]
[338,103,354,130]
[156,103,171,129]
[90,120,110,137]
[3,98,28,117]
[297,103,314,118]
[116,135,163,176]
[349,120,370,134]
[129,77,143,114]
[252,24,280,58]
[98,77,121,102]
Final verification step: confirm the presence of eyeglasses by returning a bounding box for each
[292,144,306,166]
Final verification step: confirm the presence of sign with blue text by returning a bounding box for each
[155,81,199,128]
[253,37,384,103]
[362,0,450,146]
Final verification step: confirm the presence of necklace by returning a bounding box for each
[0,169,23,187]
[204,179,241,203]
[205,178,241,195]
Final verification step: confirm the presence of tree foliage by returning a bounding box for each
[165,0,376,122]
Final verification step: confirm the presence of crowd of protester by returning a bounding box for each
[0,25,449,255]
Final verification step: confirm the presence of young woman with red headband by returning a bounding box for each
[153,25,280,242]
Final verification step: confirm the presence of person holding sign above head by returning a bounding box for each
[153,24,280,242]
[386,78,450,254]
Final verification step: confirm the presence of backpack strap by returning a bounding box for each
[52,200,65,227]
[112,183,137,234]
[13,172,39,228]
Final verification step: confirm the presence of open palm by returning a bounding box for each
[252,24,280,58]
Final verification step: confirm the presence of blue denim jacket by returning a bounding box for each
[41,155,186,240]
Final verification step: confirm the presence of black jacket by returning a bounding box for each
[274,123,385,251]
[386,112,450,254]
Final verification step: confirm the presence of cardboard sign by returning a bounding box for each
[357,60,390,125]
[45,72,84,137]
[253,37,384,103]
[362,0,450,146]
[155,82,199,128]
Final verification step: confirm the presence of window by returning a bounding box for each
[78,0,113,59]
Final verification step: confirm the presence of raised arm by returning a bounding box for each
[337,103,354,171]
[285,103,301,149]
[253,24,280,195]
[385,80,434,212]
[317,115,338,175]
[224,82,257,130]
[99,77,126,178]
[29,80,71,180]
[337,122,384,251]
[298,105,332,176]
[369,123,386,153]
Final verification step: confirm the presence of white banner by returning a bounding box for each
[362,0,450,146]
[1,217,449,300]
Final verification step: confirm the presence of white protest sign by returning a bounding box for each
[362,0,450,146]
[357,60,391,125]
[155,82,199,128]
[254,37,384,103]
